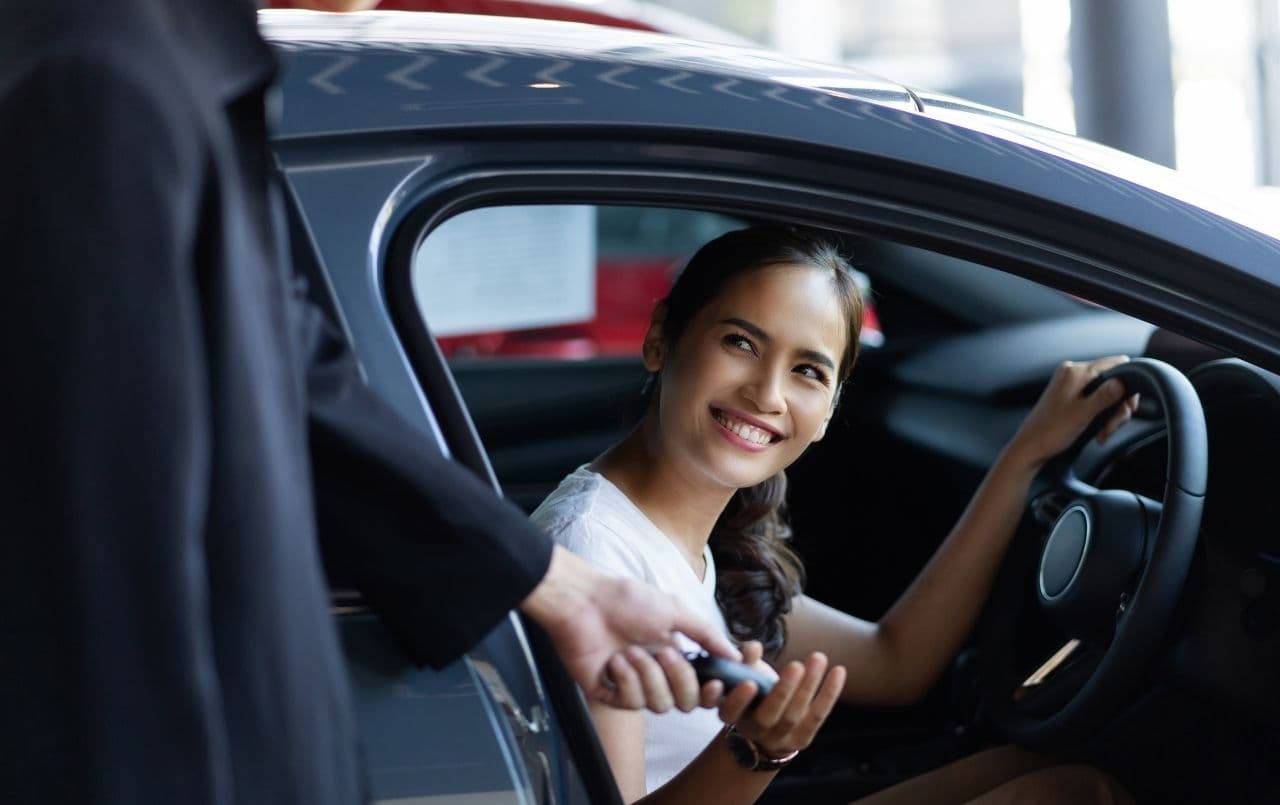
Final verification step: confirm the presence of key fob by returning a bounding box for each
[685,651,774,702]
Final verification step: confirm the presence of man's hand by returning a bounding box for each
[520,545,741,712]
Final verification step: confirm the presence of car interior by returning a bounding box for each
[398,201,1280,803]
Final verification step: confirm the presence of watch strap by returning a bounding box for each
[724,725,800,772]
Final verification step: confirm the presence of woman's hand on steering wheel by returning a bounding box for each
[1006,355,1140,470]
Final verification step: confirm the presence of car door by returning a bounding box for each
[281,174,621,805]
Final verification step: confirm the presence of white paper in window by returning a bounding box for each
[413,205,596,336]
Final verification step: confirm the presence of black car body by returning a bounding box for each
[265,10,1280,803]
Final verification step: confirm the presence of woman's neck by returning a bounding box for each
[591,422,734,577]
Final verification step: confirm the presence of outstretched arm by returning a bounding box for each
[781,357,1138,705]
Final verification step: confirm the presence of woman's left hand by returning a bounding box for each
[716,641,846,762]
[1005,355,1140,471]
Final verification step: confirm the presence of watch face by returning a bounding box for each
[726,729,761,770]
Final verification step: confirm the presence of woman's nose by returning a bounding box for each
[742,367,786,414]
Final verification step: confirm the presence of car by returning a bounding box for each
[264,9,1280,803]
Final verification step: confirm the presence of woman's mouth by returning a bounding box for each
[711,408,781,448]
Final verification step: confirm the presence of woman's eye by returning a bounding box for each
[796,364,830,385]
[724,333,756,354]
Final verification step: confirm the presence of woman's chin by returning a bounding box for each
[706,457,783,492]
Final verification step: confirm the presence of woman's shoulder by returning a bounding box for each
[531,466,652,578]
[530,466,601,534]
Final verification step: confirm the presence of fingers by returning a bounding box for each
[654,646,701,713]
[604,645,720,714]
[699,679,725,709]
[799,663,846,739]
[1078,357,1128,399]
[813,663,846,717]
[603,652,644,710]
[774,653,829,735]
[717,680,761,725]
[1074,355,1139,443]
[1070,357,1134,433]
[748,658,806,727]
[721,653,846,758]
[741,640,764,667]
[601,648,729,713]
[1085,355,1130,378]
[617,646,675,713]
[1097,392,1140,444]
[670,607,742,662]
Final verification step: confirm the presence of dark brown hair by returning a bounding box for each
[651,225,864,656]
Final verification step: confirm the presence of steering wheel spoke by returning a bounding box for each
[1012,638,1103,718]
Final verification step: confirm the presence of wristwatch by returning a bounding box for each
[723,725,800,772]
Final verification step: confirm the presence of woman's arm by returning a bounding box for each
[592,644,845,804]
[591,702,779,805]
[781,357,1138,706]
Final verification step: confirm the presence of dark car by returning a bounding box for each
[265,9,1280,803]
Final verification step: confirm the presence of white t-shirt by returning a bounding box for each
[531,466,730,794]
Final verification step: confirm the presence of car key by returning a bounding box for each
[684,651,774,703]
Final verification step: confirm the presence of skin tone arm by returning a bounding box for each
[590,641,846,804]
[780,357,1139,705]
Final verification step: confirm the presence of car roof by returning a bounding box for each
[263,10,1280,274]
[262,9,920,114]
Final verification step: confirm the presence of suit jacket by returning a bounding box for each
[0,1,552,802]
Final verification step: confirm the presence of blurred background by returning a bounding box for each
[655,0,1276,207]
[278,0,1280,213]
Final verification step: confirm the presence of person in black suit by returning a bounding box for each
[0,1,734,803]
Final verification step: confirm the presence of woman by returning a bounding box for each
[532,226,1138,804]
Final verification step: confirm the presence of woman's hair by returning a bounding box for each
[652,224,865,656]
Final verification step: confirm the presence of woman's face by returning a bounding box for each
[646,263,849,492]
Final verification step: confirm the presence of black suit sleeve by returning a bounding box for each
[303,307,554,669]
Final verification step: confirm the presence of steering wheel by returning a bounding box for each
[979,357,1207,751]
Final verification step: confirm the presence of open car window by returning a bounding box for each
[413,204,882,363]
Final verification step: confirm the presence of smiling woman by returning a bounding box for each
[627,228,863,657]
[509,223,1136,804]
[531,226,859,802]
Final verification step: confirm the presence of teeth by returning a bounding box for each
[714,411,774,446]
